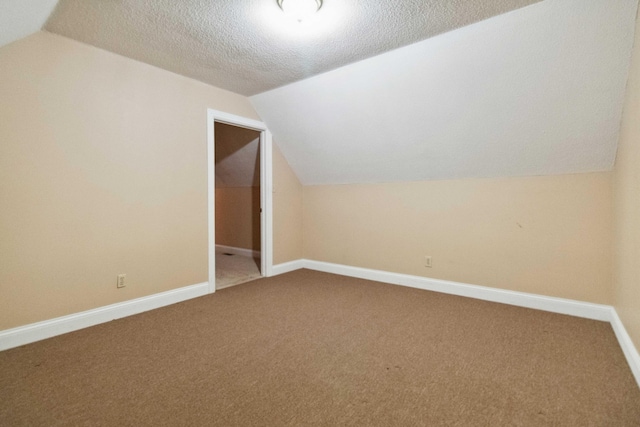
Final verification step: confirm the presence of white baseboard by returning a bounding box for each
[270,258,640,388]
[302,260,612,321]
[609,309,640,387]
[3,259,639,389]
[0,282,208,352]
[216,244,260,258]
[271,259,306,276]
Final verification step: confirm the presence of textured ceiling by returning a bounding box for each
[44,0,541,96]
[0,0,58,48]
[251,0,638,185]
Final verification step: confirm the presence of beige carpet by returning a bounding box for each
[1,269,639,426]
[215,250,261,289]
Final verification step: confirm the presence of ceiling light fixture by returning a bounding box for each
[277,0,323,23]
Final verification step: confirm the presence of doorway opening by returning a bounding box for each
[207,110,273,293]
[214,123,261,289]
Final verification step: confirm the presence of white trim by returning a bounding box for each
[2,259,639,389]
[274,258,615,321]
[609,309,640,387]
[296,259,638,387]
[208,111,266,130]
[262,130,274,277]
[271,259,306,276]
[215,244,260,258]
[0,282,208,352]
[302,260,612,320]
[207,109,274,293]
[207,111,216,294]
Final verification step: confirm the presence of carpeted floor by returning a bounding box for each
[1,269,639,426]
[215,250,261,289]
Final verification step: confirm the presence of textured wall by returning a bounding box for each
[215,187,260,251]
[303,173,613,304]
[0,32,260,329]
[613,9,640,353]
[273,144,303,264]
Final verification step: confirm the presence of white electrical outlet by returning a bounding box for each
[117,274,126,288]
[424,256,432,268]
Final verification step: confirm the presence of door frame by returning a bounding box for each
[207,109,273,293]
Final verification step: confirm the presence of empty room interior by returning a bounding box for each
[1,0,640,424]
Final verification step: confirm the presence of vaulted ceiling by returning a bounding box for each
[251,0,639,184]
[1,0,638,186]
[42,0,542,96]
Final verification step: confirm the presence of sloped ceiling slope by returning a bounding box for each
[215,123,260,188]
[43,0,540,96]
[0,0,58,48]
[251,0,638,186]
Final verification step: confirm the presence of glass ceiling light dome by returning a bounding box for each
[277,0,323,22]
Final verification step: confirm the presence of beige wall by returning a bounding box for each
[215,187,260,251]
[613,11,640,352]
[303,173,613,304]
[0,29,628,345]
[273,144,303,264]
[0,32,262,329]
